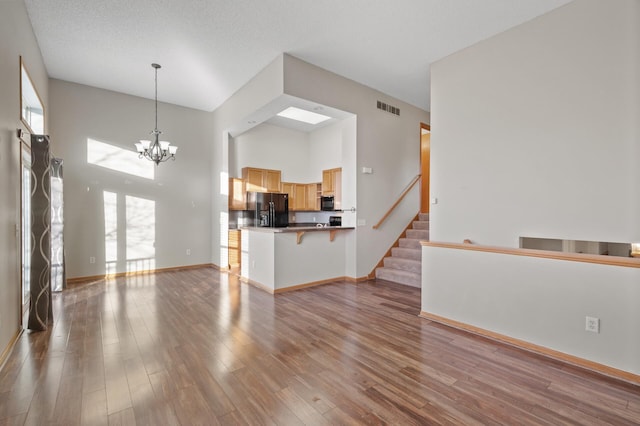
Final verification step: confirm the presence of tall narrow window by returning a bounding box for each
[126,195,155,273]
[20,57,44,134]
[104,191,118,275]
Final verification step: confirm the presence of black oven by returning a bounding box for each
[321,196,334,211]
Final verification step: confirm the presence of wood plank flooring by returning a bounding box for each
[0,268,638,425]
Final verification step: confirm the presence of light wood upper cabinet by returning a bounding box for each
[282,182,302,210]
[282,181,320,211]
[322,169,334,194]
[264,169,282,192]
[306,183,321,211]
[281,182,294,200]
[294,184,306,210]
[229,178,246,210]
[242,167,282,193]
[322,167,342,209]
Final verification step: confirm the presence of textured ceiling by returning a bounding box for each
[24,0,571,112]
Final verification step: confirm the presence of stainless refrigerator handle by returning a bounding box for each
[269,201,275,227]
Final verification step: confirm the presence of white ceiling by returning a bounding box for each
[24,0,571,112]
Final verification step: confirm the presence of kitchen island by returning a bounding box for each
[240,225,355,293]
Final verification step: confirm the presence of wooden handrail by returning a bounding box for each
[372,174,421,230]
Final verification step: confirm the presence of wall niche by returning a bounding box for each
[520,237,636,258]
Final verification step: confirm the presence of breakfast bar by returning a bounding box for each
[240,225,354,293]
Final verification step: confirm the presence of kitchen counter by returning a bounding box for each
[240,226,354,293]
[241,225,354,232]
[241,225,354,244]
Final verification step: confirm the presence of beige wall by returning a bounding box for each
[430,0,640,246]
[211,54,429,278]
[425,0,640,375]
[49,80,213,278]
[0,0,49,358]
[283,55,430,277]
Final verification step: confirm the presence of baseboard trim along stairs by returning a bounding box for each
[375,213,429,287]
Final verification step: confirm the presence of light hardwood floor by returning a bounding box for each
[0,268,638,425]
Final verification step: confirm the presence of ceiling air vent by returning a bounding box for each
[376,100,400,116]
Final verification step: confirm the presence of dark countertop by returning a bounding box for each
[240,225,354,233]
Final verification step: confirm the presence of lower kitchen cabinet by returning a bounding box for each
[228,229,241,268]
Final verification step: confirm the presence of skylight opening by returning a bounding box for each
[276,107,331,125]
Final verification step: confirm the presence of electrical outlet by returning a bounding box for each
[186,249,191,256]
[585,316,600,333]
[357,219,366,226]
[89,256,96,264]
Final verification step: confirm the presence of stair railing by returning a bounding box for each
[372,174,421,230]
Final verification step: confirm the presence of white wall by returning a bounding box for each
[308,120,344,179]
[241,229,348,291]
[231,118,350,185]
[212,56,285,268]
[230,123,310,182]
[425,0,640,375]
[49,79,213,278]
[0,1,49,357]
[274,231,347,289]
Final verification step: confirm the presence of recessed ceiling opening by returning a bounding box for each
[277,107,331,125]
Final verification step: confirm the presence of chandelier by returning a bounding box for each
[135,63,177,165]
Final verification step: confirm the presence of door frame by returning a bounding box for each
[19,138,31,326]
[420,123,431,213]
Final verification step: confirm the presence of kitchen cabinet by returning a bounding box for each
[228,230,241,268]
[282,182,320,211]
[229,177,247,210]
[282,182,303,210]
[306,183,321,211]
[322,167,342,209]
[242,167,281,193]
[281,182,294,201]
[322,169,334,194]
[294,184,306,210]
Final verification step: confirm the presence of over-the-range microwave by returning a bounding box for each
[321,196,334,211]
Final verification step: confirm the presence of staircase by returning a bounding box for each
[375,213,429,287]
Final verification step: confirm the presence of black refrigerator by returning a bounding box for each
[247,192,289,227]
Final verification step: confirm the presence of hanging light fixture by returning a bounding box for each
[135,63,177,165]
